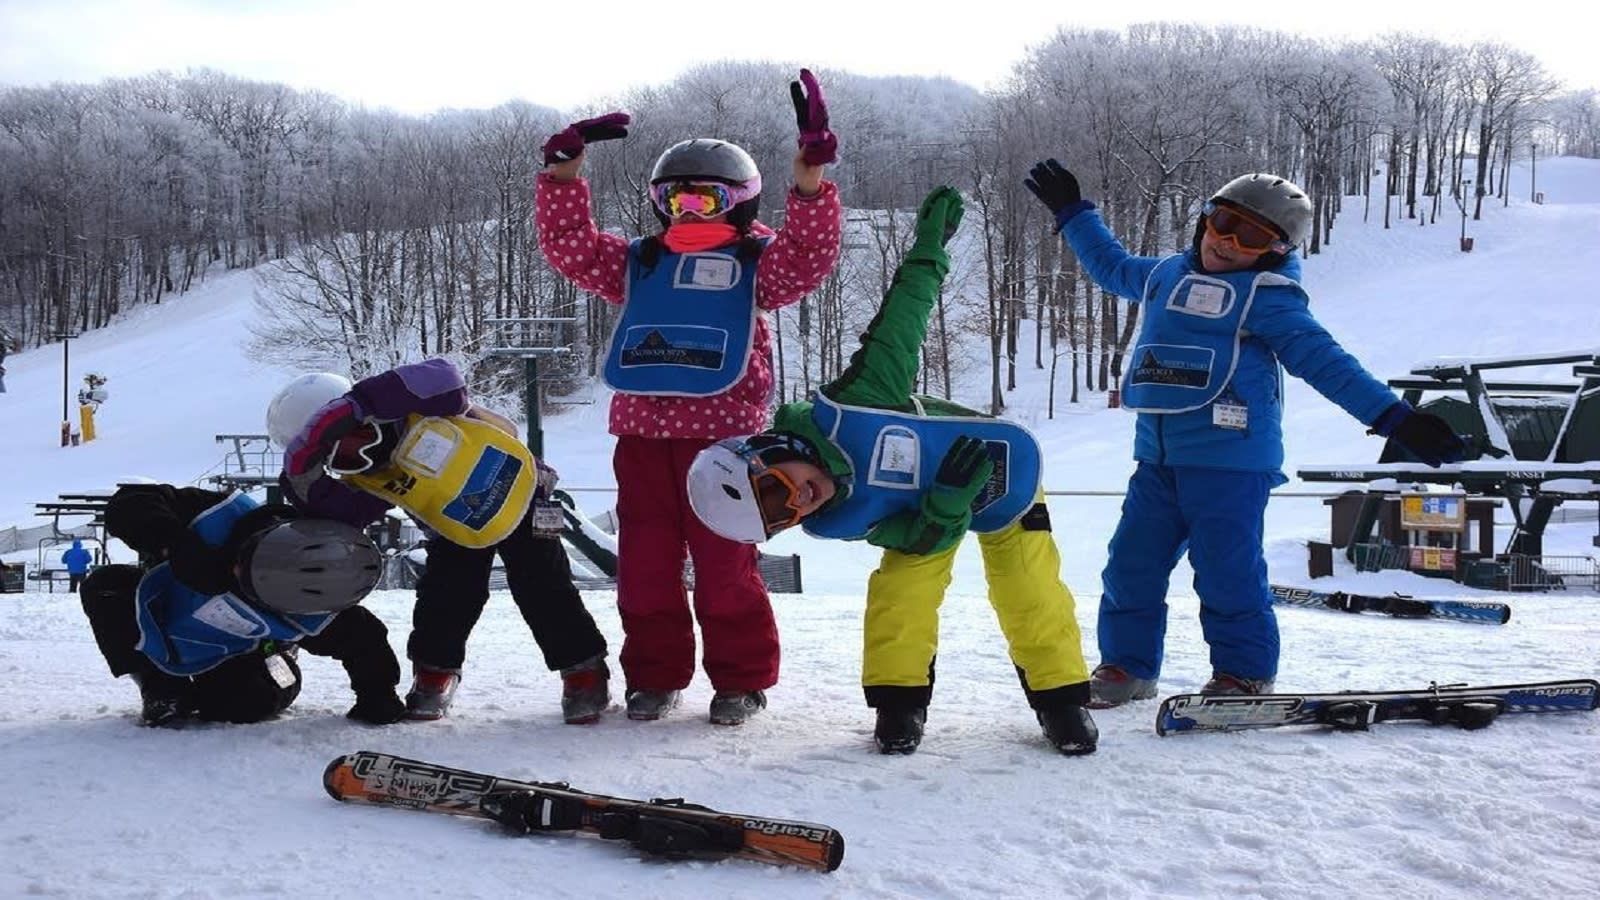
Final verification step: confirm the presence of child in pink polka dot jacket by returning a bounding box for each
[535,69,843,726]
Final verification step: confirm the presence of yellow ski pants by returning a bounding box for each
[861,498,1089,695]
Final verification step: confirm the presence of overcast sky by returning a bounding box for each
[2,0,1593,115]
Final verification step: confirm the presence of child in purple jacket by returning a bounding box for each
[269,358,610,723]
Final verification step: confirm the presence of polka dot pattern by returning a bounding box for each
[535,173,843,440]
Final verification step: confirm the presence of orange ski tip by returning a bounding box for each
[323,754,362,802]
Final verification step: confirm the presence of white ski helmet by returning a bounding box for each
[267,373,352,449]
[687,441,770,544]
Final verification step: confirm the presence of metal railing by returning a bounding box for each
[1500,554,1600,592]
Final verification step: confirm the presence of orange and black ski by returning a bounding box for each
[324,750,844,873]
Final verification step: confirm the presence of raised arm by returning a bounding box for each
[1026,159,1161,302]
[755,68,844,309]
[821,187,960,408]
[535,112,634,304]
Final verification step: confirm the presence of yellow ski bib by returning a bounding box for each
[345,414,535,548]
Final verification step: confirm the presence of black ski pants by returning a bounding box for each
[407,508,606,672]
[79,565,301,722]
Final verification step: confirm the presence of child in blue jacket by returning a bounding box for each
[1024,161,1465,705]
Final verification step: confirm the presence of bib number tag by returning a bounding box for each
[1213,401,1248,430]
[264,653,299,689]
[531,499,566,538]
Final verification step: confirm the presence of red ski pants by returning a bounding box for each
[613,435,779,692]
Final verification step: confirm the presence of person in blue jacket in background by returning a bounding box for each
[1024,160,1466,706]
[62,539,93,592]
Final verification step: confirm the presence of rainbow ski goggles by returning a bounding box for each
[651,178,761,220]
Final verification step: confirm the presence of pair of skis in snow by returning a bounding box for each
[325,683,1597,870]
[324,751,844,873]
[1269,584,1510,624]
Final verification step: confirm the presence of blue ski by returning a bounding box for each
[1156,679,1599,736]
[1270,584,1510,625]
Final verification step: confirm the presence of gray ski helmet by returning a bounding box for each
[239,519,382,615]
[650,138,761,187]
[1211,174,1312,247]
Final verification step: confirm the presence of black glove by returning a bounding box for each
[1390,412,1467,467]
[1370,403,1466,467]
[1023,159,1084,217]
[927,436,995,519]
[346,689,406,725]
[167,530,237,595]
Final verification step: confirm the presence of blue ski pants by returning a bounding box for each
[1098,462,1278,681]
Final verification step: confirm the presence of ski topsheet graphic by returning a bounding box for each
[323,751,845,872]
[1156,679,1599,736]
[1270,584,1511,625]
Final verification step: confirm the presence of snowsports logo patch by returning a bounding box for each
[1128,344,1213,389]
[617,325,729,370]
[442,448,524,530]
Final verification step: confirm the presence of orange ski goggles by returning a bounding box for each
[1203,202,1293,255]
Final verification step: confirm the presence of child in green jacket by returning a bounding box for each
[686,187,1096,756]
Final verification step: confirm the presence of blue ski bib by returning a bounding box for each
[134,492,333,676]
[1123,262,1300,414]
[800,393,1043,540]
[602,238,769,397]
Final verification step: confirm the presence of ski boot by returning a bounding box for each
[873,705,927,754]
[708,690,766,726]
[132,670,195,727]
[1088,663,1158,709]
[625,689,682,721]
[559,655,610,725]
[1036,704,1099,755]
[404,665,461,721]
[1201,673,1275,696]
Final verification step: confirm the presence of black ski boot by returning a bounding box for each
[873,705,927,754]
[132,670,194,727]
[1037,704,1099,755]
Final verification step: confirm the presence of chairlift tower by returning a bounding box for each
[485,317,575,458]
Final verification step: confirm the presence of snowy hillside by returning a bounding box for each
[3,160,1599,899]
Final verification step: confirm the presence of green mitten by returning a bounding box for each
[912,185,964,250]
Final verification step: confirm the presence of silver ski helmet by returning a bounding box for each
[1210,173,1312,247]
[238,519,382,615]
[648,138,762,229]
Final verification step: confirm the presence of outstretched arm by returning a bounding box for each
[1026,158,1161,302]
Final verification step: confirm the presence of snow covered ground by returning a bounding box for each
[2,159,1598,898]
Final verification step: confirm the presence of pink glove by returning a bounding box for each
[790,69,837,166]
[541,112,631,166]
